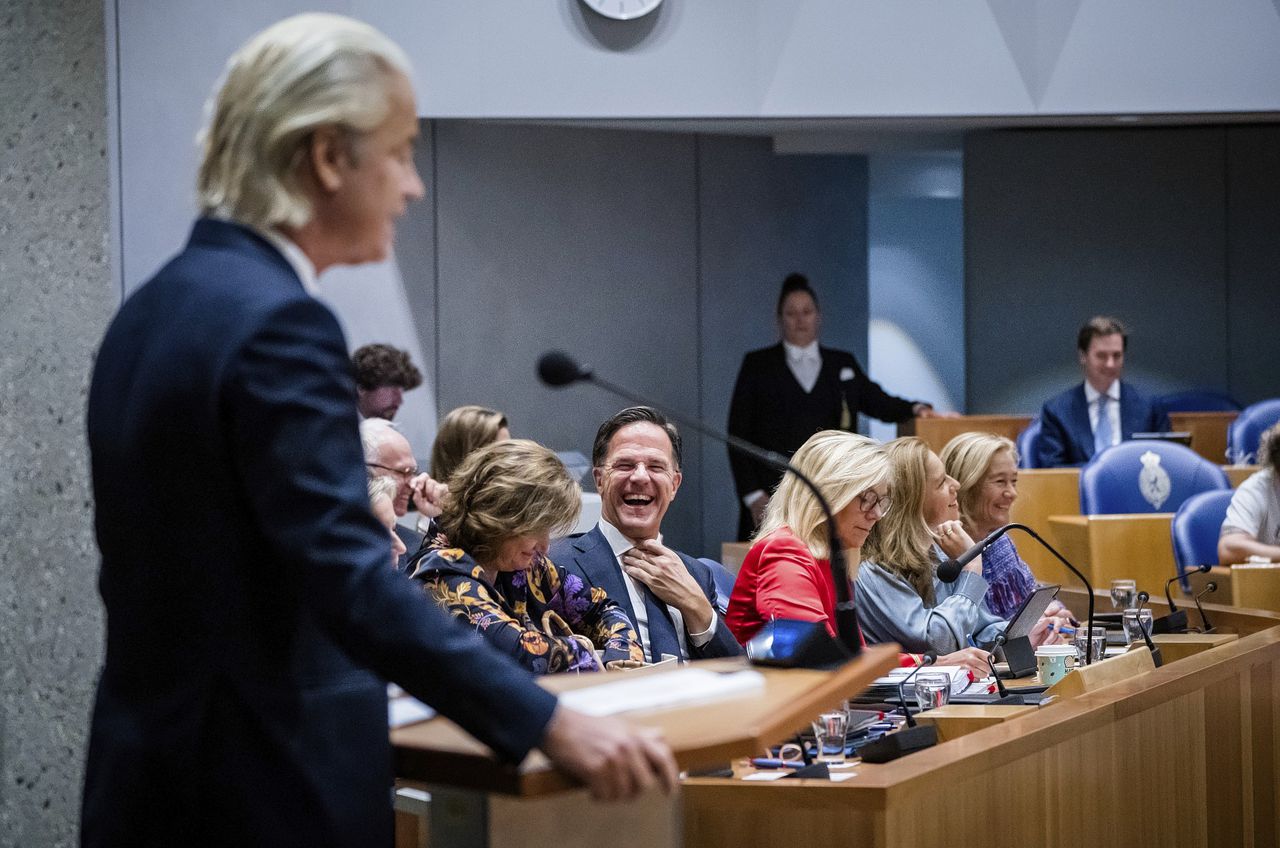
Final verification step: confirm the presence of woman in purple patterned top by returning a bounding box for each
[942,432,1071,623]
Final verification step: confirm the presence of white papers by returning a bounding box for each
[867,665,972,698]
[389,696,437,728]
[559,669,767,717]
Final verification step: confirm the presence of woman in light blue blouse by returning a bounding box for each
[855,437,1065,654]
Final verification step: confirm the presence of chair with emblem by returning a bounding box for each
[1080,440,1230,516]
[1170,489,1234,593]
[1227,398,1280,464]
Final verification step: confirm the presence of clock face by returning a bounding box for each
[580,0,664,22]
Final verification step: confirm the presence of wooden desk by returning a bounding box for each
[1008,468,1081,582]
[1231,563,1280,611]
[1047,513,1176,596]
[1224,463,1259,487]
[897,414,1033,455]
[393,649,898,847]
[1151,632,1239,663]
[1169,410,1237,464]
[683,611,1280,847]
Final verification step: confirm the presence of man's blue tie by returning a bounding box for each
[1094,394,1113,456]
[640,584,682,663]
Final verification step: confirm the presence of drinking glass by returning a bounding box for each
[1122,607,1154,644]
[1071,626,1107,665]
[1110,579,1137,611]
[913,672,951,711]
[811,711,848,763]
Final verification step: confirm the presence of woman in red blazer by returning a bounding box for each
[725,430,991,673]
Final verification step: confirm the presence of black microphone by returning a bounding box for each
[981,636,1026,704]
[936,523,1097,665]
[1134,591,1163,668]
[1156,564,1210,634]
[537,350,591,386]
[536,350,860,667]
[859,653,940,763]
[1193,581,1218,634]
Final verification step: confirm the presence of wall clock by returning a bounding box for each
[579,0,664,22]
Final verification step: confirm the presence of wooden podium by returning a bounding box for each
[392,646,898,847]
[897,414,1033,455]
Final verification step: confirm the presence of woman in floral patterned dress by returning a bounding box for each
[412,439,645,674]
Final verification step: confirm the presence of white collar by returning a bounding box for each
[1083,380,1121,405]
[597,518,663,558]
[783,339,820,363]
[253,226,320,297]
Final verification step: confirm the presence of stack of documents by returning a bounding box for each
[864,665,972,700]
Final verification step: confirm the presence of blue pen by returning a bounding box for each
[750,757,806,769]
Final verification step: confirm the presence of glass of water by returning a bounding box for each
[913,672,952,711]
[811,711,848,763]
[1122,607,1154,644]
[1110,579,1138,610]
[1071,626,1107,664]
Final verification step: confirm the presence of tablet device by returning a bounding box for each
[1003,584,1060,641]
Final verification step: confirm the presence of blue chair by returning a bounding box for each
[1157,390,1240,413]
[1227,398,1280,464]
[1079,440,1229,516]
[1170,489,1233,593]
[699,558,736,616]
[1017,417,1043,469]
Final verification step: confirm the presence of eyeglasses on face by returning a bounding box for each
[855,490,891,517]
[366,462,418,480]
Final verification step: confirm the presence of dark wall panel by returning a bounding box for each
[965,128,1229,415]
[699,137,869,553]
[1225,126,1280,406]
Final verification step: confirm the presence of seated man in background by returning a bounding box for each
[1219,421,1280,564]
[1036,315,1170,467]
[352,342,422,421]
[360,417,446,565]
[551,407,741,662]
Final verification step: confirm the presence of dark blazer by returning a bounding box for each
[550,526,741,662]
[1036,381,1171,467]
[726,343,917,538]
[83,219,557,847]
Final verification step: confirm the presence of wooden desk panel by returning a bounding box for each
[1169,411,1237,464]
[683,625,1280,848]
[1008,468,1080,582]
[1224,464,1259,487]
[1231,563,1280,611]
[898,414,1033,455]
[1046,513,1176,596]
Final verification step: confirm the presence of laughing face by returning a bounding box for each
[594,422,682,543]
[923,450,961,526]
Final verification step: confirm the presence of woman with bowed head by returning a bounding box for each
[413,439,645,674]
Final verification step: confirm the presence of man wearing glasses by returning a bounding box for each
[551,407,741,663]
[360,418,445,564]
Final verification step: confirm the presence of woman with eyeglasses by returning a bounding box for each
[724,431,989,672]
[412,439,645,674]
[855,437,1065,655]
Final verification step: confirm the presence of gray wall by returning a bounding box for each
[0,2,114,846]
[402,123,870,556]
[963,126,1280,415]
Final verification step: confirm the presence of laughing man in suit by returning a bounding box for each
[551,407,741,663]
[1036,316,1171,468]
[728,273,944,540]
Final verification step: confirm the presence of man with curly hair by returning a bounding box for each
[352,342,422,420]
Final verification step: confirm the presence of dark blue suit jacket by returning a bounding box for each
[83,220,557,847]
[549,526,741,662]
[1036,381,1171,467]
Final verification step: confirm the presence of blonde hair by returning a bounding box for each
[862,438,938,604]
[757,431,889,560]
[438,439,580,566]
[941,432,1018,537]
[196,13,411,230]
[431,405,509,482]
